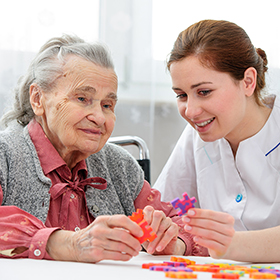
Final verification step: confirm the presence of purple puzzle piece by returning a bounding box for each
[171,192,197,216]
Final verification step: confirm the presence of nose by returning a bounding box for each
[87,103,106,126]
[182,96,203,120]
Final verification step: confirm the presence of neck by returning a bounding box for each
[226,100,272,157]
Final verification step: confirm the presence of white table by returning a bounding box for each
[1,252,280,280]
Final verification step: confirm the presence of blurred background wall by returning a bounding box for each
[1,0,280,184]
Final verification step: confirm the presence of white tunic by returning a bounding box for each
[154,95,280,231]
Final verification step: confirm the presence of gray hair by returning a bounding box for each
[1,34,115,127]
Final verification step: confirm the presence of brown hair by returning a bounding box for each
[167,20,268,105]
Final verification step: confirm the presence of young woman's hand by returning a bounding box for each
[182,208,235,259]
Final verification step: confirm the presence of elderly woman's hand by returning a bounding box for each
[141,205,185,255]
[182,208,235,259]
[46,215,143,263]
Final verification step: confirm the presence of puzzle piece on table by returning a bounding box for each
[249,273,277,279]
[129,209,157,244]
[165,271,197,279]
[171,192,197,216]
[150,266,172,271]
[220,270,245,277]
[170,256,196,265]
[212,273,240,279]
[188,265,220,273]
[142,263,169,269]
[168,267,193,272]
[258,269,280,277]
[164,261,188,267]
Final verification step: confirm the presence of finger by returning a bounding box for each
[106,215,143,238]
[142,205,154,224]
[192,236,229,259]
[146,218,177,254]
[144,210,166,251]
[154,224,178,252]
[184,225,234,244]
[100,250,136,262]
[105,237,141,257]
[78,243,135,263]
[149,210,166,233]
[186,208,235,225]
[107,227,142,252]
[184,216,235,237]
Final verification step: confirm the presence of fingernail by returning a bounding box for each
[147,248,154,254]
[184,225,192,231]
[183,216,190,223]
[156,245,162,252]
[188,209,195,216]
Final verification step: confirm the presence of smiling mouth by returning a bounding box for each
[80,128,102,135]
[195,117,215,127]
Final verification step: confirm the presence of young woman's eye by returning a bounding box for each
[198,90,211,96]
[176,93,188,100]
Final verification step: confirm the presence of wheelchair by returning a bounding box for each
[108,136,151,183]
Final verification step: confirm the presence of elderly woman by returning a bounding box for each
[0,35,208,263]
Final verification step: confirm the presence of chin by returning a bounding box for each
[198,134,220,143]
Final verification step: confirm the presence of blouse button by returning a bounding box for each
[90,205,99,214]
[235,194,243,203]
[70,194,75,199]
[34,249,41,257]
[75,227,80,232]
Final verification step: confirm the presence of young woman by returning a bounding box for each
[154,20,280,262]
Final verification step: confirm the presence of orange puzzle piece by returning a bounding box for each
[249,273,277,279]
[212,273,240,279]
[165,271,197,279]
[129,209,157,244]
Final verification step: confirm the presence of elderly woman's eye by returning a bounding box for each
[103,104,112,109]
[78,97,86,102]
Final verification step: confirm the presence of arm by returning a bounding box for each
[0,205,59,259]
[182,208,280,262]
[134,181,208,256]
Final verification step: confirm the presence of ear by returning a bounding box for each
[29,84,44,116]
[243,67,257,97]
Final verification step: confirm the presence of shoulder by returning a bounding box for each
[264,95,280,130]
[97,142,140,165]
[0,123,25,150]
[87,142,143,177]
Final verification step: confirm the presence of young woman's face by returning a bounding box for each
[170,56,251,143]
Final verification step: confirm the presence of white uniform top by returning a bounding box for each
[154,95,280,231]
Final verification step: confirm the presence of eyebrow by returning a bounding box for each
[75,86,118,101]
[172,82,213,91]
[75,86,96,94]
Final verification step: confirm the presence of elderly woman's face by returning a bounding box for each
[33,55,118,166]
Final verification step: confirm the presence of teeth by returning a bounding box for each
[196,118,214,127]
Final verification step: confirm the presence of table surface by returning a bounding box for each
[1,252,280,280]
